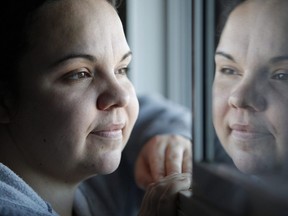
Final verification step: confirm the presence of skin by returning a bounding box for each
[135,134,192,189]
[213,0,288,177]
[0,0,139,215]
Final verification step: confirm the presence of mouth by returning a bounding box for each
[229,124,272,140]
[90,123,125,139]
[231,130,265,140]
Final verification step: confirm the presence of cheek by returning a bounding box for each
[11,85,99,172]
[8,95,81,174]
[212,83,230,128]
[128,95,139,123]
[122,85,139,143]
[212,82,232,154]
[266,102,288,160]
[14,86,91,147]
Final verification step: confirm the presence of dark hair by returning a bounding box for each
[215,0,245,45]
[0,1,50,94]
[0,0,119,95]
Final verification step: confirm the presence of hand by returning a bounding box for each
[138,173,191,216]
[135,134,192,190]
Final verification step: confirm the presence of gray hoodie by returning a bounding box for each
[0,163,58,216]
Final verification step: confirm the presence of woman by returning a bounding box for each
[0,0,191,215]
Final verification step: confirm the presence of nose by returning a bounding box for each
[97,79,130,111]
[228,79,266,112]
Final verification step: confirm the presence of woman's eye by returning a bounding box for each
[65,71,92,80]
[115,67,129,76]
[219,67,238,75]
[271,71,288,80]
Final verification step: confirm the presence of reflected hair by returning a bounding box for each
[216,0,246,44]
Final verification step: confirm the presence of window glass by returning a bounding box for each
[126,0,192,109]
[187,0,288,215]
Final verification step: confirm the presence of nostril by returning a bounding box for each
[253,95,267,112]
[118,93,130,107]
[97,87,130,111]
[228,94,244,109]
[228,91,266,112]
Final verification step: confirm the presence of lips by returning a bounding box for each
[230,124,258,132]
[230,124,271,140]
[90,123,125,139]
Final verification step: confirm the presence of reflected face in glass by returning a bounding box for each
[8,0,139,181]
[213,0,288,176]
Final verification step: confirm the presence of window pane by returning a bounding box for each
[187,0,288,215]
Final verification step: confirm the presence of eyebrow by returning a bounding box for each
[269,55,288,64]
[120,51,132,62]
[215,52,288,65]
[215,51,236,62]
[50,51,132,68]
[50,54,97,67]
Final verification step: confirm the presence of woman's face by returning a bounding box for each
[213,1,288,176]
[9,0,139,182]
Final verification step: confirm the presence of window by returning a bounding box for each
[126,0,192,109]
[121,0,288,215]
[179,1,288,215]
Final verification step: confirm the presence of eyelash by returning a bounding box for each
[64,70,92,81]
[62,66,130,83]
[271,71,288,80]
[115,67,129,76]
[218,67,239,76]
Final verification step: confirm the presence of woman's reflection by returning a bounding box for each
[213,0,288,179]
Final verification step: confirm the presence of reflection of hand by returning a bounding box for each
[138,173,192,216]
[135,134,192,190]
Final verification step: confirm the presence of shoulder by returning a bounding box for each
[0,163,58,216]
[0,200,55,216]
[137,94,191,120]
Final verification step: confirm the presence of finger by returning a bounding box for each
[165,144,184,176]
[148,137,166,180]
[182,147,193,174]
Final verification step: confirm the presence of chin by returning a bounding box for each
[232,153,275,176]
[235,162,260,175]
[94,150,122,175]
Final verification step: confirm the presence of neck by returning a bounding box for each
[0,126,79,216]
[2,159,78,216]
[41,183,76,216]
[24,171,78,216]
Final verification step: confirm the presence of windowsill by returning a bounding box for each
[177,163,288,216]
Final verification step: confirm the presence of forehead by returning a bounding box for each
[25,0,127,65]
[34,0,121,43]
[217,0,288,61]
